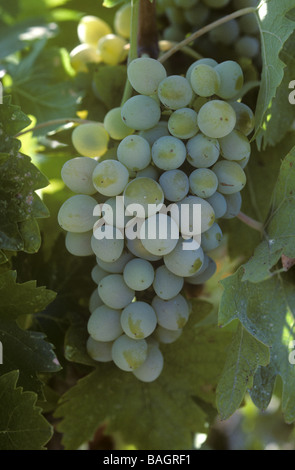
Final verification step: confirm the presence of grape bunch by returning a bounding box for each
[70,4,131,73]
[58,56,254,382]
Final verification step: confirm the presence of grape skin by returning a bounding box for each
[120,301,157,339]
[164,238,204,277]
[91,228,124,263]
[159,170,189,202]
[123,259,155,291]
[98,274,135,309]
[104,107,134,140]
[212,160,246,195]
[72,123,109,158]
[127,57,167,95]
[187,134,220,168]
[65,231,93,257]
[61,157,97,195]
[58,195,98,233]
[158,75,193,110]
[87,305,123,342]
[92,160,129,196]
[86,336,113,363]
[117,135,151,171]
[153,265,184,300]
[132,344,164,382]
[152,136,186,170]
[121,95,161,130]
[189,168,218,199]
[77,15,112,46]
[111,335,148,371]
[197,100,236,139]
[152,294,190,330]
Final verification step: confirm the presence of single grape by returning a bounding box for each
[86,336,113,362]
[98,274,135,309]
[123,177,164,217]
[114,3,132,38]
[164,238,204,277]
[189,168,218,198]
[127,57,167,95]
[121,95,161,130]
[153,325,182,344]
[201,223,223,252]
[168,108,199,139]
[117,135,151,171]
[163,25,184,42]
[96,250,133,273]
[103,107,134,140]
[185,257,217,285]
[91,228,124,262]
[91,264,108,284]
[186,134,220,168]
[89,288,103,313]
[212,160,246,194]
[126,238,162,262]
[235,36,260,59]
[58,195,98,233]
[87,305,123,342]
[176,195,215,235]
[183,4,210,27]
[139,213,179,256]
[72,123,109,158]
[165,6,186,24]
[139,121,170,146]
[152,294,190,330]
[70,44,101,73]
[77,15,112,46]
[186,58,218,81]
[197,100,236,138]
[152,136,186,170]
[209,20,240,46]
[229,101,255,136]
[239,13,259,35]
[61,157,97,195]
[223,192,242,219]
[121,301,157,339]
[133,344,164,382]
[158,75,193,109]
[136,165,160,181]
[65,231,93,257]
[112,334,148,371]
[123,259,154,291]
[159,169,189,202]
[97,34,128,66]
[219,130,251,163]
[92,160,129,196]
[206,192,227,219]
[215,61,244,100]
[190,64,221,97]
[153,265,184,300]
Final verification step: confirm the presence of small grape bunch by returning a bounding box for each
[58,56,254,382]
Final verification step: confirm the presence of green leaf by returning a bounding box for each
[0,371,52,450]
[219,268,295,423]
[216,323,270,421]
[93,65,127,110]
[254,0,295,147]
[56,301,232,450]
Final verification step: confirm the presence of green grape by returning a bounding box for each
[168,108,199,139]
[97,34,128,66]
[61,157,97,195]
[185,257,217,285]
[174,0,199,7]
[190,64,221,97]
[152,136,186,170]
[206,192,227,219]
[117,135,151,171]
[186,133,220,168]
[152,294,189,330]
[239,14,259,35]
[91,228,124,263]
[136,165,160,180]
[163,25,184,42]
[229,101,255,136]
[103,107,134,140]
[91,264,108,284]
[133,344,164,382]
[153,325,182,344]
[123,259,154,291]
[121,95,161,130]
[212,160,246,194]
[92,160,129,196]
[139,121,170,146]
[237,154,250,169]
[201,223,223,252]
[192,96,210,113]
[197,100,236,138]
[121,301,157,339]
[65,231,93,257]
[77,15,112,46]
[158,75,193,110]
[186,58,218,81]
[223,192,242,219]
[112,335,148,371]
[127,57,167,95]
[209,20,240,46]
[215,61,244,100]
[70,44,101,73]
[165,6,186,24]
[123,177,164,217]
[101,197,131,229]
[139,213,179,256]
[86,336,113,362]
[89,288,103,313]
[72,123,109,158]
[58,195,98,233]
[219,130,251,162]
[202,0,230,8]
[98,274,135,309]
[87,305,123,342]
[235,36,260,59]
[159,169,189,202]
[114,3,132,39]
[96,250,133,273]
[164,238,204,277]
[189,168,218,198]
[176,195,215,235]
[153,265,184,300]
[126,237,162,262]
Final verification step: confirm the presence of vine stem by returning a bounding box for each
[158,7,257,64]
[237,211,264,233]
[14,118,94,138]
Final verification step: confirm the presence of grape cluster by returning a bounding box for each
[70,4,131,73]
[58,56,254,382]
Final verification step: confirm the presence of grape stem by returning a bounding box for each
[237,211,264,233]
[14,118,94,138]
[158,7,257,64]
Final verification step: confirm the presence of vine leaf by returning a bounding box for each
[55,301,232,450]
[254,0,295,147]
[0,371,52,450]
